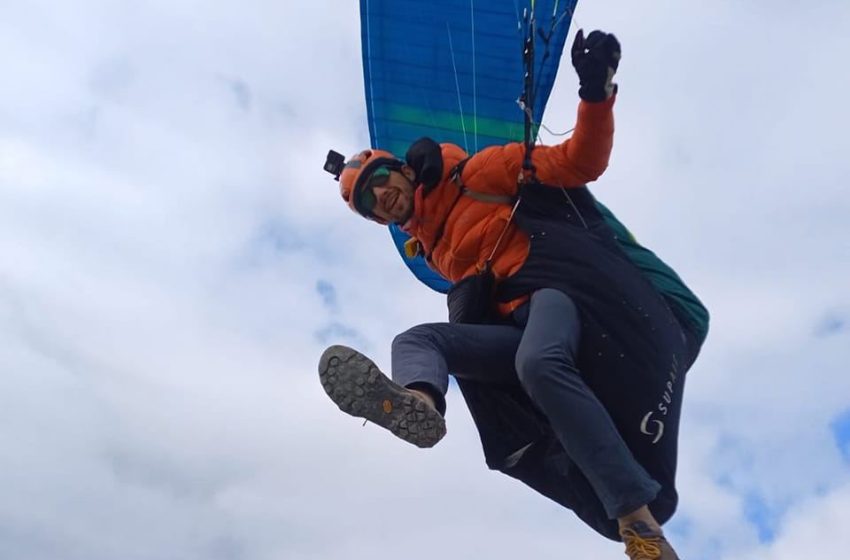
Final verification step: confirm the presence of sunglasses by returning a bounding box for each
[356,166,392,216]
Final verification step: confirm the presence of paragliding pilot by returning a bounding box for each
[320,29,708,560]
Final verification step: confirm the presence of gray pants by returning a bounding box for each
[391,288,660,519]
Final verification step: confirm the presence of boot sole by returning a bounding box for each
[318,345,446,448]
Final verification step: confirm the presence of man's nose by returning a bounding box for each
[373,186,389,205]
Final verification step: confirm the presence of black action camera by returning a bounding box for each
[324,150,346,181]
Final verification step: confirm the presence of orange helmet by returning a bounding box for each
[324,148,404,219]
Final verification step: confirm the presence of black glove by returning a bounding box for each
[571,29,621,102]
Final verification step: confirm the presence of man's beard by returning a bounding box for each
[392,202,414,225]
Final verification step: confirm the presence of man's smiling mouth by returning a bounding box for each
[387,191,399,212]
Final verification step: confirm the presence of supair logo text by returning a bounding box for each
[639,355,680,444]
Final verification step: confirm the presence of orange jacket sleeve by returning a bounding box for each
[498,95,616,189]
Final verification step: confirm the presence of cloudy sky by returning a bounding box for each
[1,1,849,559]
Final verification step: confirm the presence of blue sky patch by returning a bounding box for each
[314,322,362,346]
[712,437,782,544]
[814,313,847,338]
[831,408,850,463]
[743,492,778,543]
[256,222,304,253]
[316,280,337,311]
[664,514,693,541]
[227,78,252,112]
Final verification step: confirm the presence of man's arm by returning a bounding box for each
[510,29,621,188]
[531,95,615,186]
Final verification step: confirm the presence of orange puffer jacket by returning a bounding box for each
[404,96,616,312]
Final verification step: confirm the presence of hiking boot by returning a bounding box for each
[318,345,446,448]
[620,521,680,560]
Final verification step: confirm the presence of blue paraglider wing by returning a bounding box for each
[360,0,577,293]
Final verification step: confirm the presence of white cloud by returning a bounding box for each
[1,1,849,559]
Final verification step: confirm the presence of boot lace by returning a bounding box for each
[621,527,663,560]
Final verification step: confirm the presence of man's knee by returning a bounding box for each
[515,348,575,392]
[392,323,440,352]
[531,288,580,320]
[515,350,544,390]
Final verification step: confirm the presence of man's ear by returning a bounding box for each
[401,164,417,183]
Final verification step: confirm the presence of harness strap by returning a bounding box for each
[424,158,470,262]
[462,189,517,205]
[449,157,517,205]
[425,188,464,263]
[425,158,522,273]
